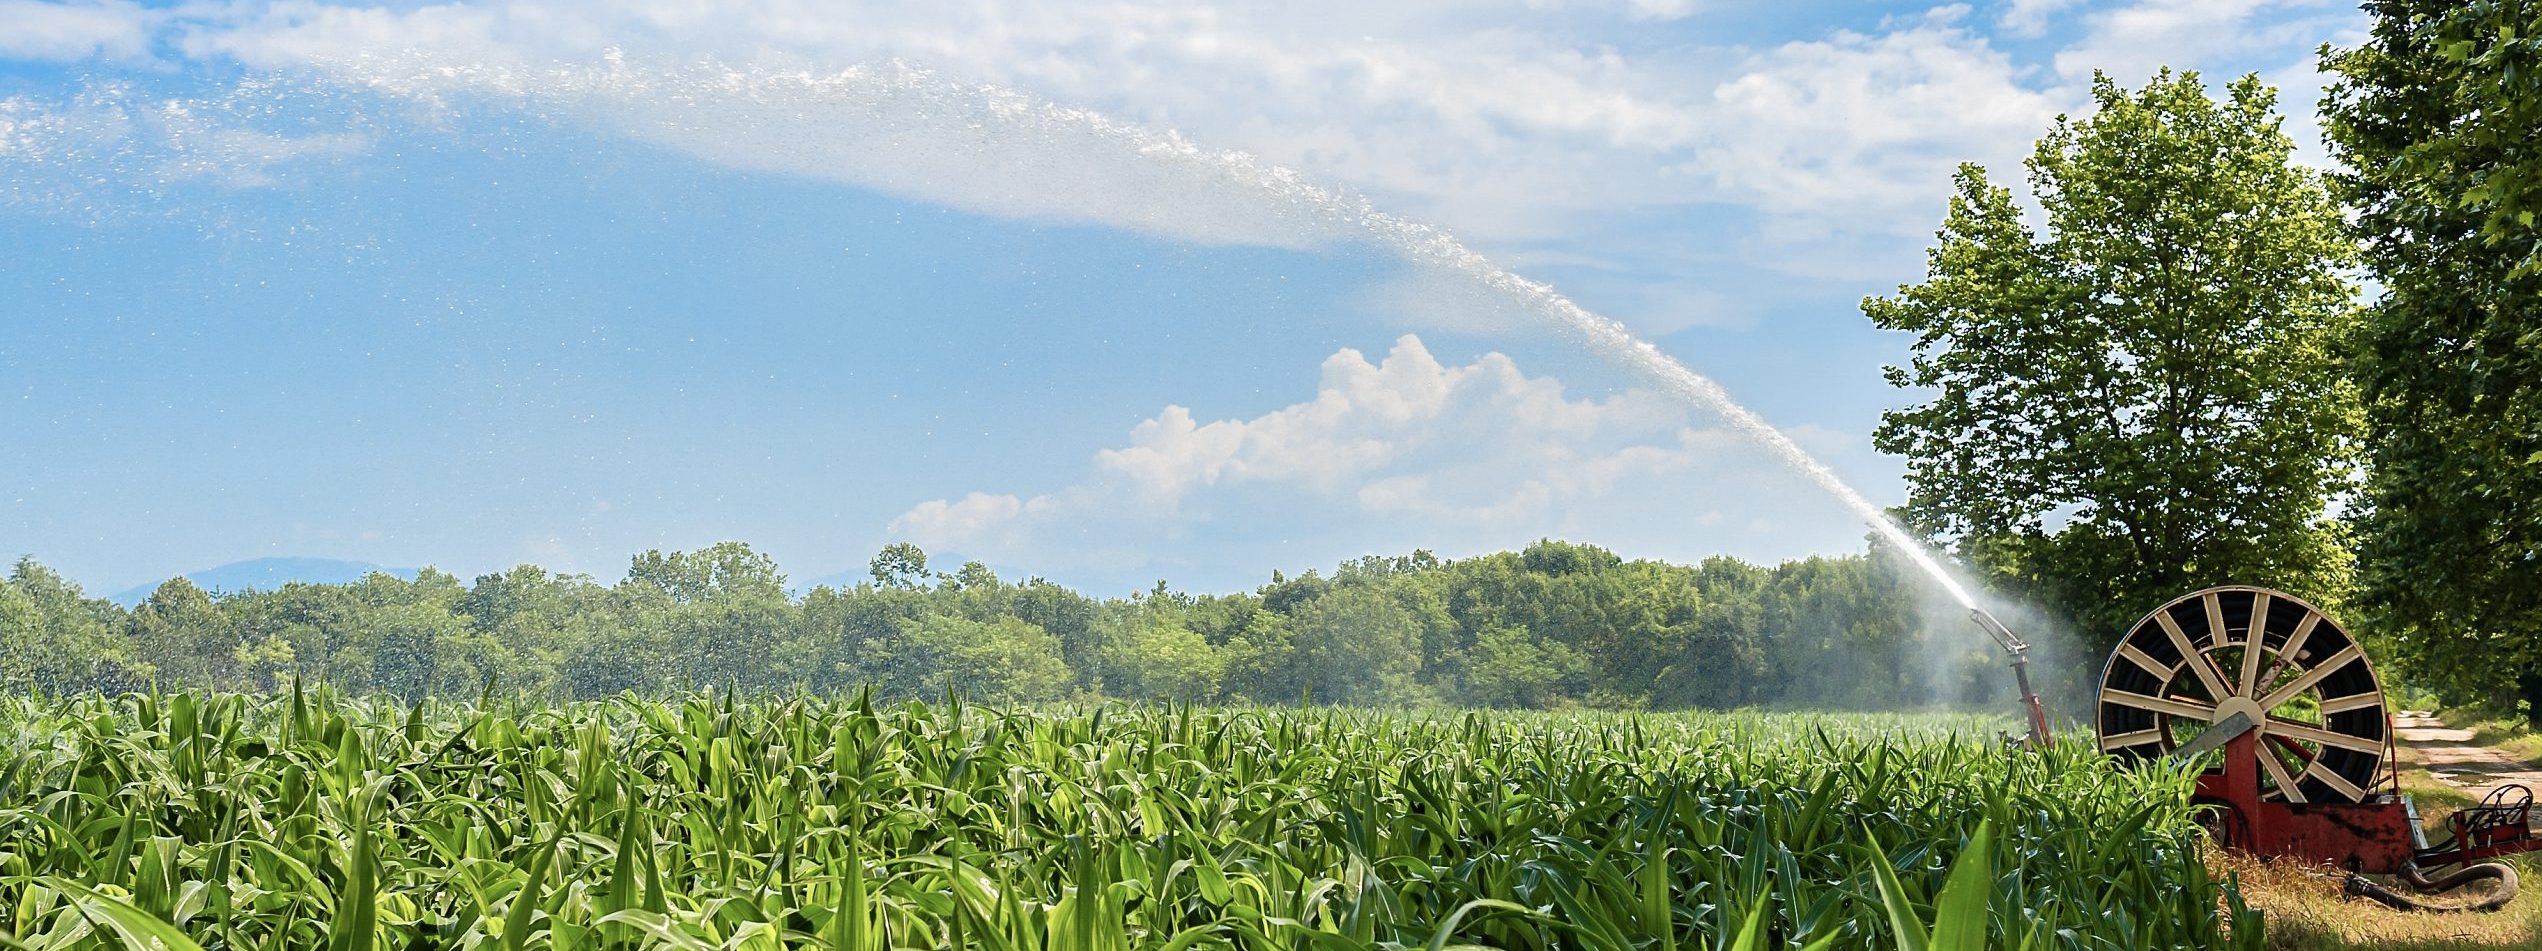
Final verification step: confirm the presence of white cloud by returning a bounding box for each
[1998,0,2080,37]
[2053,0,2349,84]
[2263,54,2338,171]
[891,492,1028,545]
[888,334,1738,561]
[1701,12,2065,237]
[5,1,2372,319]
[2038,0,2368,174]
[1523,0,1701,21]
[880,334,1901,586]
[0,0,155,62]
[47,1,2071,255]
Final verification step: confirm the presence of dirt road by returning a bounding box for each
[2395,712,2542,796]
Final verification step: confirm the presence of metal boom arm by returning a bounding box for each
[1971,608,2052,746]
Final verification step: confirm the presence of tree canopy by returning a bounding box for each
[1868,70,2362,654]
[2326,0,2542,708]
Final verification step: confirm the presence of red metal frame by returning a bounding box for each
[2196,714,2542,873]
[2195,731,2420,872]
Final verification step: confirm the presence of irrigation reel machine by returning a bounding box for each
[1974,585,2542,908]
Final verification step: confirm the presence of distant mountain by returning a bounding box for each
[108,557,416,607]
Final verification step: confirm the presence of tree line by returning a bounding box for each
[0,540,2010,709]
[1867,1,2542,717]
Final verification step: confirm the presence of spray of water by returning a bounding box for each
[3,56,1982,609]
[1343,219,1981,609]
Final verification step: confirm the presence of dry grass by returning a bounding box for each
[2224,727,2542,949]
[2222,851,2542,950]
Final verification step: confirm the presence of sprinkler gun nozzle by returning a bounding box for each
[1969,607,2053,748]
[1969,607,2028,655]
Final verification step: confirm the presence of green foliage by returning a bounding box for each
[877,613,1074,703]
[0,557,145,693]
[2325,0,2542,711]
[1460,625,1589,709]
[0,692,2257,949]
[1867,70,2361,657]
[1099,611,1228,702]
[31,536,2002,710]
[627,542,790,603]
[1283,585,1426,705]
[128,578,226,687]
[868,543,930,589]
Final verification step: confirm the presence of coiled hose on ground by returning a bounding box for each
[2344,862,2520,912]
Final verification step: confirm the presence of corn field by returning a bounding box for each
[0,690,2259,949]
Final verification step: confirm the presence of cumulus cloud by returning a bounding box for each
[2262,53,2348,172]
[2039,0,2366,175]
[1998,0,2081,37]
[887,334,1754,568]
[891,492,1033,548]
[0,0,155,62]
[1700,10,2064,237]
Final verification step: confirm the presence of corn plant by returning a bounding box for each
[0,689,2260,949]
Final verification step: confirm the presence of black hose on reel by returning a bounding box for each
[2344,862,2520,912]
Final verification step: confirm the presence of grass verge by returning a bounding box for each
[2461,719,2542,765]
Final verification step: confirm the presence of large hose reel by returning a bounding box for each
[2088,586,2538,900]
[2094,585,2390,803]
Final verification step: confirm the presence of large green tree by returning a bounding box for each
[2325,0,2542,710]
[0,558,144,692]
[129,577,232,687]
[1867,71,2362,652]
[1284,585,1425,705]
[1098,608,1228,701]
[876,613,1073,703]
[622,543,796,691]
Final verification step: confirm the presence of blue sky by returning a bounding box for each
[0,0,2366,595]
